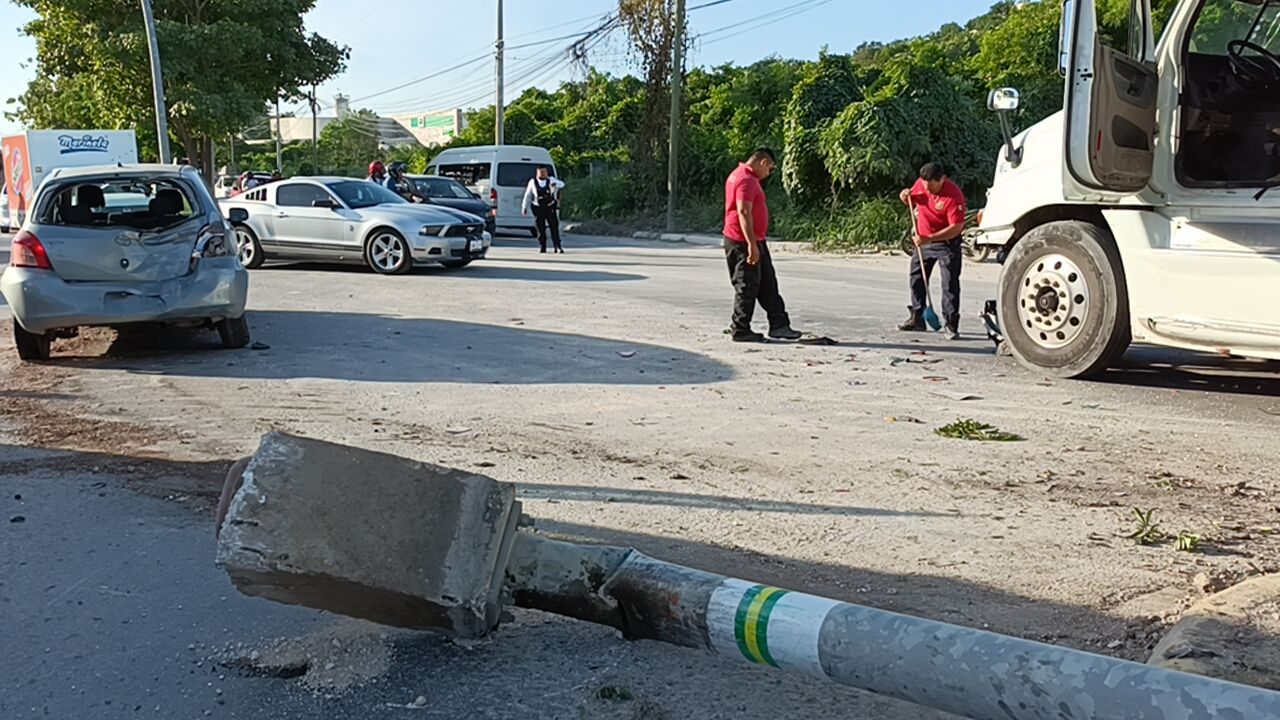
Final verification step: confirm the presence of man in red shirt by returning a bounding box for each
[898,162,966,340]
[723,148,801,343]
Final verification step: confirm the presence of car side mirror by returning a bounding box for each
[471,192,482,201]
[987,87,1024,168]
[312,198,340,210]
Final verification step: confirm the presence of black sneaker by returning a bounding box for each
[731,330,765,343]
[768,326,803,340]
[944,325,960,341]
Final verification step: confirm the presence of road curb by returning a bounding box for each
[1148,574,1280,691]
[630,231,812,253]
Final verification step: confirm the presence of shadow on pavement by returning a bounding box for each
[56,311,734,386]
[257,261,646,283]
[515,483,950,518]
[1095,347,1280,398]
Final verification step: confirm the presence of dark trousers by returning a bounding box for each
[725,240,790,333]
[534,205,561,251]
[910,239,962,326]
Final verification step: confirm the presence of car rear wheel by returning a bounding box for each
[440,259,472,269]
[234,225,264,269]
[365,230,412,275]
[216,316,251,349]
[13,319,51,362]
[998,221,1130,378]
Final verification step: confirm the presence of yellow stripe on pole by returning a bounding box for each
[743,586,783,665]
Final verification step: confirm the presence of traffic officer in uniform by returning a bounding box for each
[521,167,566,253]
[898,162,966,340]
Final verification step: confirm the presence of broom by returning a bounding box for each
[909,198,943,331]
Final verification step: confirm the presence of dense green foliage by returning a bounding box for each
[438,0,1179,248]
[13,0,346,179]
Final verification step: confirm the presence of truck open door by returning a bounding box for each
[1062,0,1159,197]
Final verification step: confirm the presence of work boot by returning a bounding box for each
[768,326,803,340]
[898,308,926,332]
[731,329,765,343]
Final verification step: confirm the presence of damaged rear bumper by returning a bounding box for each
[0,258,249,335]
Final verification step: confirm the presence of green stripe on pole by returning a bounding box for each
[755,589,789,668]
[734,585,764,663]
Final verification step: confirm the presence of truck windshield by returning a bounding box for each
[1191,0,1280,54]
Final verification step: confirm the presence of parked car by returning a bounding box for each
[0,164,250,362]
[426,145,556,236]
[405,174,496,234]
[221,177,491,274]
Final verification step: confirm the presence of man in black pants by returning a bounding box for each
[521,167,566,253]
[722,148,802,342]
[898,162,966,340]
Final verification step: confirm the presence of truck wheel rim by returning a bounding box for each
[235,228,255,265]
[371,234,403,271]
[1016,253,1089,350]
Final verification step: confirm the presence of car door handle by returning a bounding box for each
[275,211,288,218]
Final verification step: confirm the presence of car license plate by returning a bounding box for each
[468,239,482,253]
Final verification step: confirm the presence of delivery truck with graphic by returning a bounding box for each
[2,130,139,228]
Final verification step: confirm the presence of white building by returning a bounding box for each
[266,96,466,149]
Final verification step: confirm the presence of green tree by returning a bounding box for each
[13,0,347,179]
[317,110,381,178]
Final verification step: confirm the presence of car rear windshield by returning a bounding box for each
[495,162,553,188]
[40,178,198,231]
[434,163,490,187]
[327,180,406,209]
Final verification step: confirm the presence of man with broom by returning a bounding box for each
[898,162,966,340]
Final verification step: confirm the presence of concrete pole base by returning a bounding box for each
[215,432,521,638]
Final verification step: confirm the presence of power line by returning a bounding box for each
[694,0,826,41]
[698,0,833,47]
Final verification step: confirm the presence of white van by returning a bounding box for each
[427,145,556,236]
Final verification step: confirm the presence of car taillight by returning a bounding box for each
[11,230,52,270]
[489,188,497,205]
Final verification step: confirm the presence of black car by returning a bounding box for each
[407,175,496,234]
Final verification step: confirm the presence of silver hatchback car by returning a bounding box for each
[1,165,250,361]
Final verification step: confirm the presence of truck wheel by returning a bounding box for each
[998,221,1130,378]
[13,319,51,361]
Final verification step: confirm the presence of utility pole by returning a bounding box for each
[309,86,319,174]
[229,133,236,173]
[139,0,171,163]
[274,96,283,173]
[665,0,687,233]
[495,0,505,146]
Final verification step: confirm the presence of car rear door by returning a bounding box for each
[35,180,202,283]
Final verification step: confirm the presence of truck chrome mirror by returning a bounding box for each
[987,88,1021,112]
[988,88,1024,168]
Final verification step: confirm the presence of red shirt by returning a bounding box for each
[723,163,768,243]
[909,178,966,238]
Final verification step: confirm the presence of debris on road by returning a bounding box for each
[928,391,982,401]
[934,419,1023,442]
[886,416,925,424]
[10,515,26,523]
[251,342,271,351]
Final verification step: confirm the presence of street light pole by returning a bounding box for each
[139,0,171,164]
[274,96,283,173]
[495,0,505,146]
[665,0,686,233]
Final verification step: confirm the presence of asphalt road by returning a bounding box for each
[2,233,1278,720]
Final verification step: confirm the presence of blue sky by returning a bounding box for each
[0,0,1001,132]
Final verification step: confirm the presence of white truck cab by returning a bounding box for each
[976,0,1280,377]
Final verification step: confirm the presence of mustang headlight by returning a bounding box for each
[419,225,444,237]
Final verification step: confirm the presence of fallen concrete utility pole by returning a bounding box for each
[216,434,1280,720]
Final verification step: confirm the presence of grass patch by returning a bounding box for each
[935,419,1024,442]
